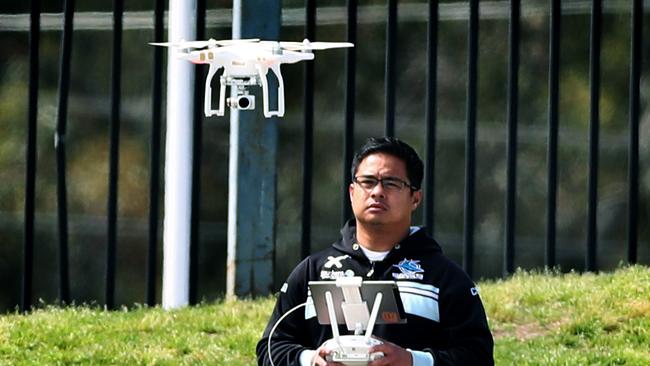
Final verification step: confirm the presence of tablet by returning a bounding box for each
[308,280,407,326]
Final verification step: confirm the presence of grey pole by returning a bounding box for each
[227,0,280,298]
[162,0,196,309]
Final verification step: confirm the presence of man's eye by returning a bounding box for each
[359,179,377,186]
[384,180,402,189]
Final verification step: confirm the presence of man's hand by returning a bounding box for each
[367,339,413,366]
[314,346,345,366]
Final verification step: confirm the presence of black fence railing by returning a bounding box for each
[147,0,165,309]
[15,1,646,313]
[189,0,206,307]
[106,0,123,311]
[546,0,560,269]
[504,0,520,276]
[628,0,642,265]
[301,0,316,260]
[463,0,479,277]
[54,0,74,306]
[22,0,40,313]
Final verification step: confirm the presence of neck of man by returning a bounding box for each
[355,221,411,252]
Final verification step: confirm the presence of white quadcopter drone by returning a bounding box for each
[151,38,353,118]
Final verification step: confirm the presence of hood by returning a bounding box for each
[332,219,443,258]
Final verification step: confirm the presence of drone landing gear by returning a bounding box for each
[202,64,286,118]
[257,64,285,118]
[204,64,223,117]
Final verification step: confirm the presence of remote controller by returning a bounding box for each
[322,335,384,365]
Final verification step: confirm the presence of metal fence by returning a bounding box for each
[14,0,647,313]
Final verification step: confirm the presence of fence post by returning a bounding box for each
[226,0,280,298]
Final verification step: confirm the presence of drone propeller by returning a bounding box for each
[278,39,354,51]
[150,38,261,49]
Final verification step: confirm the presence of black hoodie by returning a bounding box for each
[256,220,494,366]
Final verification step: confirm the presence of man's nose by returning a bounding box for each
[370,182,386,198]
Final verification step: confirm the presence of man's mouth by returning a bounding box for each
[367,202,387,211]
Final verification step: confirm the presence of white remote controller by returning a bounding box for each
[322,335,384,365]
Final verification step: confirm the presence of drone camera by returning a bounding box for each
[228,95,255,110]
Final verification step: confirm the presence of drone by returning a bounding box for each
[151,38,354,118]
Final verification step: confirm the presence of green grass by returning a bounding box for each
[482,265,650,365]
[0,298,275,365]
[1,265,648,365]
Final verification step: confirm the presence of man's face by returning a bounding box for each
[349,153,422,228]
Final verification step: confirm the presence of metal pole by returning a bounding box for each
[227,0,280,298]
[162,0,196,309]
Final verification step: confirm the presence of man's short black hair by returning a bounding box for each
[351,137,424,190]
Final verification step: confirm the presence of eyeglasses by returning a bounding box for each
[353,176,416,192]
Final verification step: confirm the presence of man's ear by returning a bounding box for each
[412,190,423,210]
[349,183,355,199]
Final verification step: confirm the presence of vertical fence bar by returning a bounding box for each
[504,0,520,276]
[463,0,478,277]
[189,0,206,305]
[423,0,438,236]
[55,0,75,304]
[301,0,316,259]
[147,0,164,307]
[586,0,601,272]
[342,0,357,225]
[384,0,397,137]
[106,0,123,310]
[22,0,40,313]
[546,0,560,268]
[627,0,641,264]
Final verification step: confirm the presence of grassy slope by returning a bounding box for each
[0,266,648,365]
[482,265,650,365]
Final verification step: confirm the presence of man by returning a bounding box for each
[257,137,494,366]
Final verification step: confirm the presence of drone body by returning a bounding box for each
[151,39,353,117]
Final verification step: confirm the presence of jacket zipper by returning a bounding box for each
[366,261,376,278]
